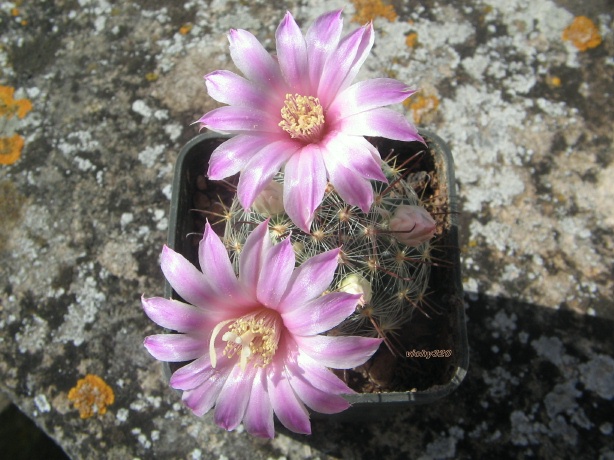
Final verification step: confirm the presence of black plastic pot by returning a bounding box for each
[164,131,468,417]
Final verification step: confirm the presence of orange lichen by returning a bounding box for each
[351,0,397,23]
[68,374,115,419]
[179,23,193,35]
[404,94,440,124]
[0,135,25,166]
[562,16,602,51]
[405,32,418,48]
[0,86,32,119]
[548,76,562,87]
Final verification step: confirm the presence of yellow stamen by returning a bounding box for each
[210,310,281,371]
[279,93,325,142]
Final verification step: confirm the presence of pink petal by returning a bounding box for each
[277,248,341,313]
[197,106,277,134]
[318,23,374,108]
[205,70,269,108]
[199,222,251,308]
[243,368,275,438]
[182,369,229,417]
[334,107,424,142]
[141,296,211,332]
[170,354,216,390]
[305,10,343,94]
[324,158,374,212]
[322,132,387,183]
[282,292,361,336]
[228,28,284,89]
[294,335,382,369]
[237,139,301,209]
[239,220,272,297]
[214,364,256,431]
[336,22,374,93]
[328,78,417,119]
[283,336,354,394]
[287,370,350,414]
[160,245,223,314]
[276,12,308,93]
[282,144,327,232]
[257,236,295,308]
[207,134,272,180]
[143,334,204,362]
[295,351,354,395]
[267,364,311,434]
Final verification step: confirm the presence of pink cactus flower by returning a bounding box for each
[389,205,437,247]
[142,220,381,437]
[200,10,422,231]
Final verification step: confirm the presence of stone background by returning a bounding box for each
[1,0,612,459]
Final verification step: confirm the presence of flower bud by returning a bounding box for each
[338,274,372,306]
[389,205,436,247]
[252,180,284,216]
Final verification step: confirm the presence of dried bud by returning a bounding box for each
[252,180,284,216]
[339,274,372,306]
[389,205,436,247]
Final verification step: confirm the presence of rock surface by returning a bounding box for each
[1,0,612,459]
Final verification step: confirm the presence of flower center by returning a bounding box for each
[210,309,281,371]
[279,93,325,143]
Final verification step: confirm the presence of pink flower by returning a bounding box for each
[200,10,422,231]
[389,205,437,247]
[142,220,381,437]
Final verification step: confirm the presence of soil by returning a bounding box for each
[168,134,465,395]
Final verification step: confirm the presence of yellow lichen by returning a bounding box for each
[562,16,602,51]
[404,94,440,124]
[0,86,32,166]
[405,32,418,48]
[0,85,33,119]
[145,72,159,82]
[68,374,115,419]
[351,0,397,24]
[548,76,562,87]
[0,135,25,166]
[179,23,193,35]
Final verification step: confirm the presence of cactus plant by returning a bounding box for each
[221,145,438,350]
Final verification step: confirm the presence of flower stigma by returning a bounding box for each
[279,93,325,142]
[210,309,282,371]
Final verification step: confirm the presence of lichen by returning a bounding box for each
[405,32,418,48]
[351,0,397,24]
[0,180,26,251]
[0,85,32,120]
[179,23,193,35]
[0,85,32,165]
[562,16,602,51]
[0,134,25,165]
[68,374,115,419]
[403,93,440,124]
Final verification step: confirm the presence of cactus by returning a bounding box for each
[222,150,437,347]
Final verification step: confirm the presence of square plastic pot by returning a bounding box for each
[163,131,468,418]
